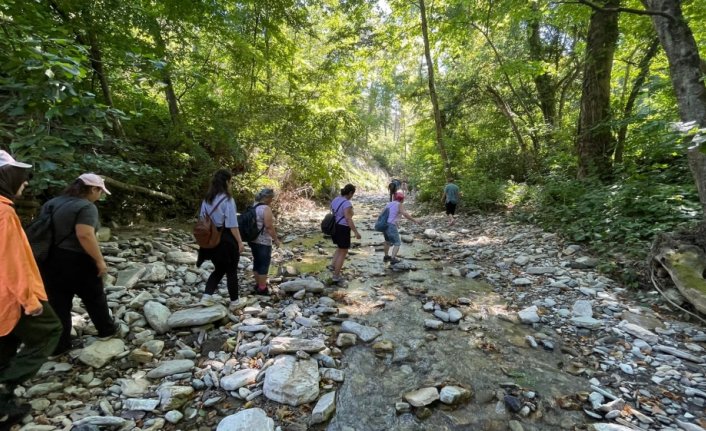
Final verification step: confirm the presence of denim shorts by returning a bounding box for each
[383,223,401,246]
[249,242,272,275]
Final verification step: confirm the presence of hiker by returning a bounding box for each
[196,169,245,310]
[388,178,400,201]
[40,173,118,355]
[382,191,420,264]
[0,151,62,428]
[329,184,361,283]
[248,188,281,294]
[442,177,461,225]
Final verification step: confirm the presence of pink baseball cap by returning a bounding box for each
[79,173,111,195]
[394,191,405,202]
[0,150,32,169]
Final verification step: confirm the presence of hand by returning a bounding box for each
[354,232,362,240]
[274,239,282,248]
[96,260,108,277]
[238,242,245,253]
[26,304,44,316]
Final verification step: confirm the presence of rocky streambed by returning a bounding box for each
[9,194,706,431]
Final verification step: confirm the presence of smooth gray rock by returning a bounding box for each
[221,369,259,391]
[78,339,126,368]
[571,316,602,330]
[123,398,159,411]
[404,387,439,407]
[142,262,168,282]
[310,391,336,425]
[166,251,196,265]
[216,408,274,431]
[572,300,593,318]
[439,386,471,405]
[116,266,146,289]
[263,355,320,406]
[618,321,659,344]
[144,301,171,334]
[146,359,195,379]
[340,321,381,342]
[269,337,326,354]
[518,306,540,324]
[279,278,325,293]
[167,305,227,328]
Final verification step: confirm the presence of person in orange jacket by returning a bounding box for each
[0,151,61,427]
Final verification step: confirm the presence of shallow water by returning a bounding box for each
[301,202,591,431]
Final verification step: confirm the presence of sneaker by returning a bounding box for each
[326,264,334,271]
[390,257,402,265]
[331,275,343,284]
[383,255,391,263]
[255,285,269,295]
[97,322,121,341]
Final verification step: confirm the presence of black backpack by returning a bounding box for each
[237,203,265,242]
[25,199,82,263]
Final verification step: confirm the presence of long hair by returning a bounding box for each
[62,179,93,198]
[0,165,29,200]
[205,169,233,203]
[340,184,356,196]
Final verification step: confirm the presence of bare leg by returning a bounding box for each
[333,248,348,277]
[383,242,390,257]
[390,245,401,259]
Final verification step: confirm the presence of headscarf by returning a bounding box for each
[0,165,29,201]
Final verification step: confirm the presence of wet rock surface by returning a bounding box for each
[9,194,706,431]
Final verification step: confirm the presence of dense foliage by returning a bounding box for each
[1,0,705,258]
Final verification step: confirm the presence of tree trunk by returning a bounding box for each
[615,37,660,163]
[642,0,706,217]
[152,20,180,125]
[528,7,557,129]
[576,0,620,180]
[419,0,451,179]
[87,30,125,137]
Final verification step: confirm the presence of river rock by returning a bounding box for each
[340,321,381,342]
[310,391,336,425]
[78,339,126,368]
[448,308,463,323]
[269,337,326,354]
[116,265,146,289]
[279,278,325,293]
[216,408,274,431]
[167,305,227,328]
[123,398,159,411]
[146,359,194,379]
[404,387,439,407]
[518,306,540,324]
[143,301,171,334]
[166,251,196,265]
[439,386,471,405]
[618,321,659,344]
[590,425,635,431]
[25,383,63,397]
[263,355,320,406]
[158,385,194,410]
[221,369,259,391]
[571,316,602,330]
[572,300,593,317]
[142,262,168,282]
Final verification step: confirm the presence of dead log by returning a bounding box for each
[103,176,175,201]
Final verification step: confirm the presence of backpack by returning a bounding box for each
[237,203,265,243]
[374,206,390,232]
[321,200,346,236]
[193,196,227,249]
[25,199,83,263]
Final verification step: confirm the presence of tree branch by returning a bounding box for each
[559,0,675,20]
[102,177,175,201]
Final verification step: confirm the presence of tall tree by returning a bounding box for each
[642,0,706,217]
[419,0,451,179]
[576,0,620,180]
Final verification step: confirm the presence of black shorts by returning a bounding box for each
[445,202,457,215]
[332,224,351,249]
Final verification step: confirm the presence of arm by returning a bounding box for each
[344,207,361,239]
[2,213,44,315]
[263,207,281,247]
[231,228,245,253]
[399,204,421,225]
[76,224,108,276]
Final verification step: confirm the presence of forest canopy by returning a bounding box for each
[1,0,705,258]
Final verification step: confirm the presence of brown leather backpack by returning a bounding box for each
[193,196,227,248]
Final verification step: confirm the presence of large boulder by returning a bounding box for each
[657,246,706,314]
[167,305,227,328]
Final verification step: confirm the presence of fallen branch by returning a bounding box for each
[102,176,175,201]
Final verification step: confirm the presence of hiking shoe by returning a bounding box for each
[383,255,391,263]
[255,285,269,295]
[331,275,343,284]
[97,322,121,341]
[198,295,216,306]
[390,257,402,265]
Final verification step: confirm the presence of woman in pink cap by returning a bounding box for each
[381,191,420,264]
[0,150,61,427]
[38,173,118,355]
